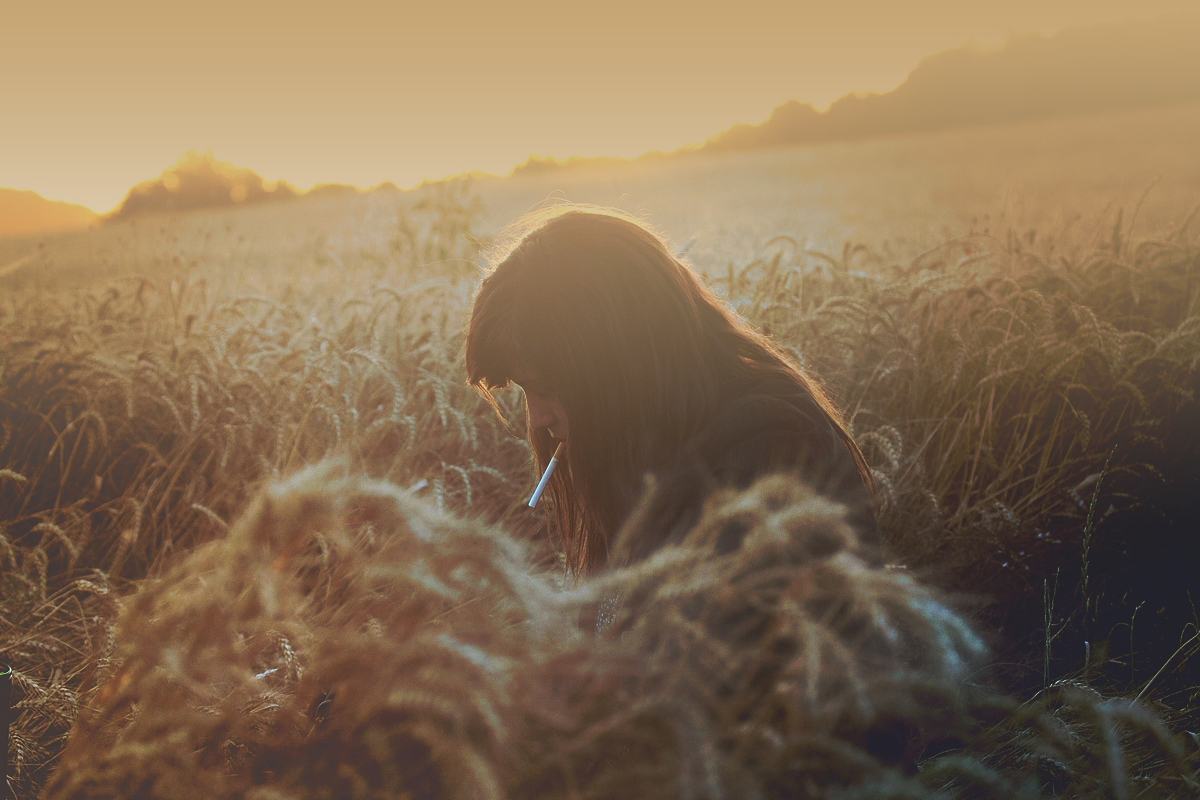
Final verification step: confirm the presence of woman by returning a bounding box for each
[466,209,878,578]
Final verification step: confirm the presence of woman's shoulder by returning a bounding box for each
[694,383,881,553]
[624,382,880,564]
[694,387,840,480]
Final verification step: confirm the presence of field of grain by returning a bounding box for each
[2,106,1199,798]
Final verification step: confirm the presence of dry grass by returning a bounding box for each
[719,220,1200,712]
[0,185,534,796]
[2,185,1198,797]
[41,466,1200,799]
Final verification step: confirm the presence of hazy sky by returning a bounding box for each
[2,0,1194,212]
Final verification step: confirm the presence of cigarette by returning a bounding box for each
[528,441,566,508]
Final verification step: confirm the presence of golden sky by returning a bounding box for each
[2,0,1194,212]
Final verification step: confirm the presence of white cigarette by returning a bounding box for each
[528,441,566,508]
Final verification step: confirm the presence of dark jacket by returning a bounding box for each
[621,385,880,566]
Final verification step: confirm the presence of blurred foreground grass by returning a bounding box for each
[1,185,1198,798]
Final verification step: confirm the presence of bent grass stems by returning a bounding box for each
[2,189,1198,796]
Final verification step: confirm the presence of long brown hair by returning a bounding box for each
[466,208,871,575]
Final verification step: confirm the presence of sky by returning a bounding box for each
[2,0,1196,213]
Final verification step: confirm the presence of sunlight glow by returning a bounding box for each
[0,1,1196,213]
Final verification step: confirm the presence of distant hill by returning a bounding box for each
[0,189,97,238]
[513,152,672,177]
[703,15,1200,153]
[512,14,1200,176]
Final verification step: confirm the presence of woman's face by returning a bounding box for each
[512,371,569,445]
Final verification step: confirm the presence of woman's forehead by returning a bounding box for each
[511,364,561,395]
[508,365,539,386]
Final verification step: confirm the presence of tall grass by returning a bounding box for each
[0,185,534,795]
[719,222,1200,703]
[2,186,1198,797]
[40,466,1200,799]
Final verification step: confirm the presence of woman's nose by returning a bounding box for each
[526,395,559,430]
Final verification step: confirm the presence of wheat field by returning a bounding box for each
[2,113,1200,797]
